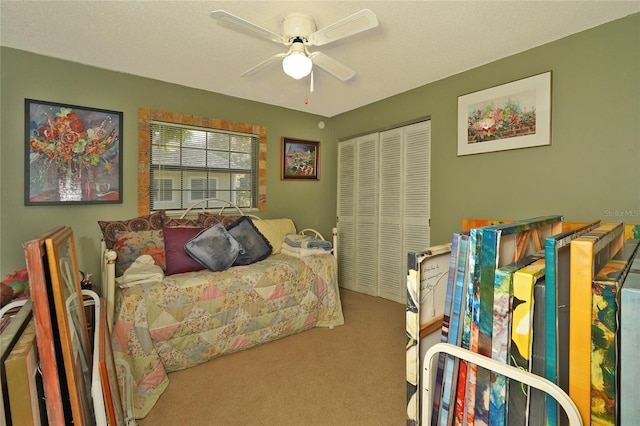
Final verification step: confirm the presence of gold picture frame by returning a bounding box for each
[25,226,95,425]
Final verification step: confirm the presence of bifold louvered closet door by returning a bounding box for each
[337,120,431,303]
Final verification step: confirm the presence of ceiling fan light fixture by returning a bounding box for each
[211,9,380,82]
[282,53,312,79]
[282,40,312,79]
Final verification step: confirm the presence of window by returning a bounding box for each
[154,177,175,202]
[150,122,257,210]
[137,108,267,216]
[190,177,218,202]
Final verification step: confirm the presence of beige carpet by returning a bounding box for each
[137,289,407,426]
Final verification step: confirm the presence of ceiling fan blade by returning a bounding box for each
[241,53,287,77]
[308,9,378,46]
[210,10,285,44]
[310,52,356,81]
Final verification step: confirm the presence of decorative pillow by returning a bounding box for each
[163,216,202,227]
[198,213,241,228]
[252,219,296,254]
[98,210,166,249]
[0,284,12,307]
[185,224,244,272]
[163,227,207,275]
[113,229,166,276]
[1,269,30,307]
[226,217,272,265]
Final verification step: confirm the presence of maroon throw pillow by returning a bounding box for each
[163,227,206,275]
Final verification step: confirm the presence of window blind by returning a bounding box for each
[149,122,258,211]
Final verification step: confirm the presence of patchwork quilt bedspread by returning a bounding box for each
[111,253,344,419]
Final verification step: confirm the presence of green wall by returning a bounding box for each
[0,48,337,286]
[1,13,639,289]
[333,13,640,247]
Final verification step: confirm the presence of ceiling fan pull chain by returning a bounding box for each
[304,71,314,105]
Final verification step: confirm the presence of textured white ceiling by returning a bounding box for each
[2,1,639,117]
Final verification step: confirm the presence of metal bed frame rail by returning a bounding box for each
[421,342,582,426]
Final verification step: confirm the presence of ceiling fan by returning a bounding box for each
[210,9,379,81]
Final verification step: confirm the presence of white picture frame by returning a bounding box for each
[457,71,551,156]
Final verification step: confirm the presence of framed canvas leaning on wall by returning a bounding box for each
[24,226,95,425]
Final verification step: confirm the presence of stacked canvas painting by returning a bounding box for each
[409,217,640,425]
[406,243,452,425]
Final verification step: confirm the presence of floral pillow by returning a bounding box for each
[1,269,30,307]
[113,229,166,276]
[98,210,166,249]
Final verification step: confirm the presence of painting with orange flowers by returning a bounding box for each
[457,72,551,156]
[25,99,123,205]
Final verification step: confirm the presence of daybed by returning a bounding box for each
[99,200,344,419]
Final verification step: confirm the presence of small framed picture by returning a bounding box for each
[281,137,319,180]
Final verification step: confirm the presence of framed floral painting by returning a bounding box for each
[281,137,319,180]
[24,99,123,205]
[457,71,551,156]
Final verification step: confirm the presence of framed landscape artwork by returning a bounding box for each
[281,137,319,180]
[25,99,123,205]
[457,71,551,156]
